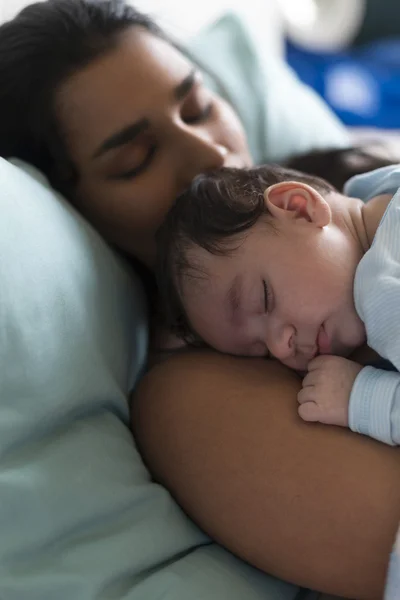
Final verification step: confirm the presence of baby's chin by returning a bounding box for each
[284,356,315,373]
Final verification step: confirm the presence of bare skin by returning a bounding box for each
[133,352,400,599]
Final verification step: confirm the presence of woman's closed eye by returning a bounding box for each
[109,141,157,181]
[183,101,213,125]
[107,88,214,180]
[181,84,214,125]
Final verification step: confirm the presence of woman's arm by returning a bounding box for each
[132,351,400,599]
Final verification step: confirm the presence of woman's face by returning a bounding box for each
[57,28,252,266]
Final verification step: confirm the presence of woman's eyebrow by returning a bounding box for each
[92,69,198,160]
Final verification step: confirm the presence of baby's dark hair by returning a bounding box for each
[156,164,334,342]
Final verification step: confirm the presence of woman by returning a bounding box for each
[0,1,398,597]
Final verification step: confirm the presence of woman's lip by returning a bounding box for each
[317,324,331,355]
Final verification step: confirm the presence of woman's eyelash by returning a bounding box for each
[110,99,213,180]
[113,145,157,180]
[184,102,213,125]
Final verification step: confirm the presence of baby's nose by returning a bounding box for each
[268,324,295,362]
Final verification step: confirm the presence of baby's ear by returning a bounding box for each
[264,181,331,227]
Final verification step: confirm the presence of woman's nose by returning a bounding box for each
[178,125,228,177]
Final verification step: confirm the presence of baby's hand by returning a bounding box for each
[298,356,362,427]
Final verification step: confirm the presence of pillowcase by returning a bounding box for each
[189,12,350,164]
[0,159,299,599]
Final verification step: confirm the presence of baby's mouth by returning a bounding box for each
[296,341,318,363]
[317,323,331,355]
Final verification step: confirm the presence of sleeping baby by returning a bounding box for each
[156,162,400,596]
[157,163,400,443]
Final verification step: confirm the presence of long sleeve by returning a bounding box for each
[350,177,400,446]
[349,367,400,445]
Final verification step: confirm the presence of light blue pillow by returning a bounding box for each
[0,159,300,599]
[189,12,350,164]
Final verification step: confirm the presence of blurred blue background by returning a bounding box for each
[283,0,400,129]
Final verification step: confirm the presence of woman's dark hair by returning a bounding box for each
[2,2,398,213]
[286,143,400,191]
[156,164,334,342]
[3,2,400,313]
[0,0,163,195]
[0,0,233,308]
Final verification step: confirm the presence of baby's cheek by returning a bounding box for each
[353,317,367,347]
[248,341,267,357]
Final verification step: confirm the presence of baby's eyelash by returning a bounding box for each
[263,280,269,312]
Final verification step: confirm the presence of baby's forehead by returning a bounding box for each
[179,246,214,292]
[180,236,248,298]
[181,219,270,279]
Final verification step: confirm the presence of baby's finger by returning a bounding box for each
[298,387,315,405]
[298,401,321,422]
[302,370,319,388]
[307,355,330,372]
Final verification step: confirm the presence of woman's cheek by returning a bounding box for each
[216,100,252,163]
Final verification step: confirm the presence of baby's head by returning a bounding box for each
[157,165,367,370]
